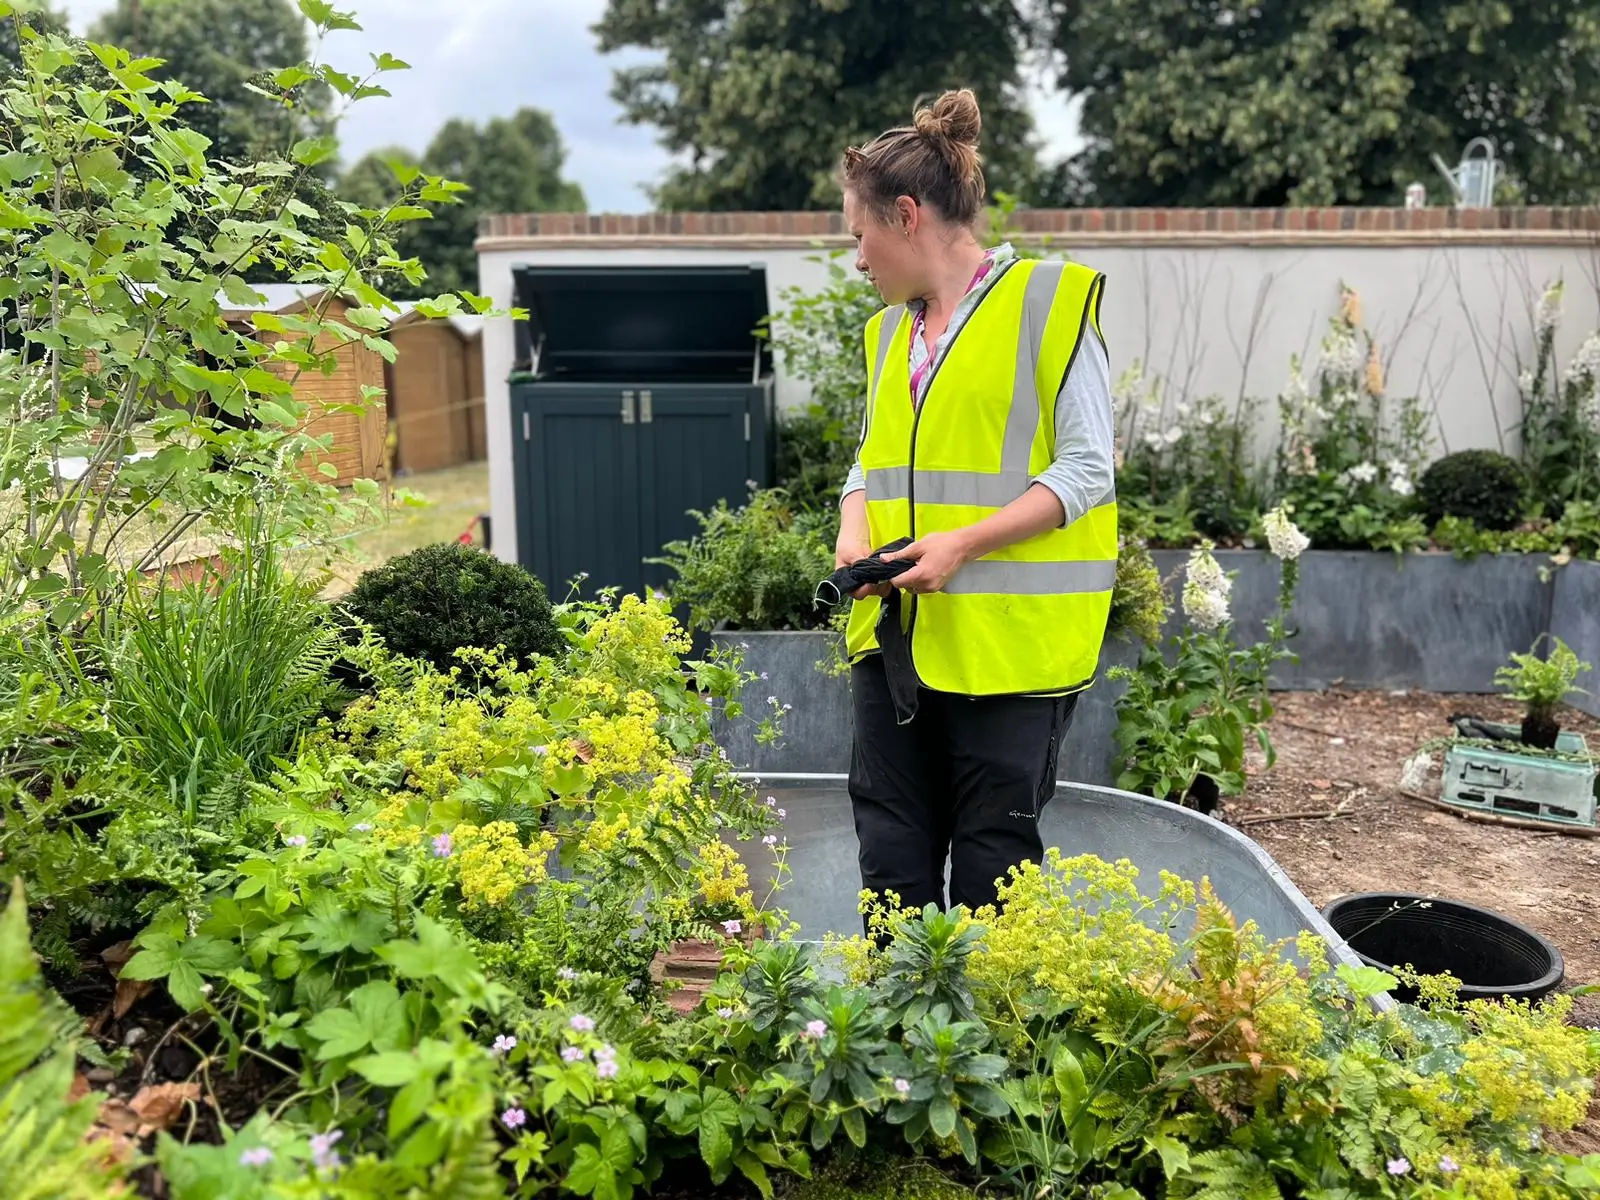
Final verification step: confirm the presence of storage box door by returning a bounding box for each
[637,387,765,591]
[514,386,644,597]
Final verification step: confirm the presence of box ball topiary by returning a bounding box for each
[343,542,563,672]
[1417,449,1527,532]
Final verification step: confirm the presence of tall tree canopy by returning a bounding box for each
[1043,0,1600,207]
[340,109,585,296]
[88,0,319,164]
[593,0,1040,211]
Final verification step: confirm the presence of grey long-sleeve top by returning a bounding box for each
[840,244,1115,529]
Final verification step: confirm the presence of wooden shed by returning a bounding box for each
[384,309,486,474]
[217,285,389,487]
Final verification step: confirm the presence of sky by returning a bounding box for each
[58,0,1082,214]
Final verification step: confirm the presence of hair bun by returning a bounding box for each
[913,88,982,147]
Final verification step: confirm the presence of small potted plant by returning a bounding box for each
[1493,636,1591,750]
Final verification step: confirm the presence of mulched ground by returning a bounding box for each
[1216,687,1600,1155]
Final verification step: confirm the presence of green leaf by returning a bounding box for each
[348,980,406,1050]
[1336,964,1398,999]
[928,1096,957,1140]
[351,1050,424,1087]
[395,1119,447,1170]
[377,915,481,995]
[307,1007,369,1060]
[0,194,44,228]
[1146,1130,1191,1179]
[1053,1044,1088,1113]
[371,52,410,71]
[387,1074,434,1139]
[840,1107,866,1147]
[292,136,339,168]
[386,205,433,222]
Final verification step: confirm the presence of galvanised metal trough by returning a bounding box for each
[733,774,1367,976]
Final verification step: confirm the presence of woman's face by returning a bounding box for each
[845,189,922,305]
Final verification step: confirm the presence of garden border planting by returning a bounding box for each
[714,551,1596,785]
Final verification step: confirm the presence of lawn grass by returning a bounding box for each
[319,460,490,596]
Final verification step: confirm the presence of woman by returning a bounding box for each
[835,88,1117,923]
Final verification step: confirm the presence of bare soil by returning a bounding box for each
[1218,687,1600,1154]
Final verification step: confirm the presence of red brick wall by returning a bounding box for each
[478,207,1600,242]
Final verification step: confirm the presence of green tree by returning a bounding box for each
[1042,0,1600,207]
[340,109,585,297]
[593,0,1039,211]
[88,0,321,165]
[0,2,63,73]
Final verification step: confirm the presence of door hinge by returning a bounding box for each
[621,390,636,424]
[743,412,751,442]
[522,411,531,441]
[640,389,653,424]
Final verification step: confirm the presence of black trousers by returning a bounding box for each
[847,653,1078,924]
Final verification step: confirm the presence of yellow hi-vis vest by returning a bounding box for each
[843,257,1117,697]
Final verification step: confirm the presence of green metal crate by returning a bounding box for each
[1440,723,1597,829]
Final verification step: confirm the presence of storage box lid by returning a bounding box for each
[512,264,772,383]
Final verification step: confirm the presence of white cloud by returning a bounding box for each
[57,1,1081,212]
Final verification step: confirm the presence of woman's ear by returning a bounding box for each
[896,195,918,237]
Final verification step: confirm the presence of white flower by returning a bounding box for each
[1184,545,1231,599]
[1568,332,1600,386]
[1284,365,1311,408]
[1517,368,1535,395]
[1342,461,1379,487]
[1174,402,1192,423]
[1162,426,1183,447]
[1536,280,1563,335]
[1400,752,1432,792]
[1182,580,1231,631]
[1182,545,1232,631]
[1262,506,1310,561]
[1194,404,1218,428]
[1385,459,1414,497]
[1318,329,1364,380]
[1141,429,1165,451]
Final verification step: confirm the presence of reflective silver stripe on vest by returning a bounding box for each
[942,558,1117,596]
[864,262,1091,510]
[865,469,1116,509]
[859,305,905,453]
[1001,261,1066,478]
[868,305,905,404]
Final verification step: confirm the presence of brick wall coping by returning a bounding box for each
[476,207,1600,251]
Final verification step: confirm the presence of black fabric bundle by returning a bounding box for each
[814,537,922,724]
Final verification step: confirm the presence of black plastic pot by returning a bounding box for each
[1321,892,1564,1005]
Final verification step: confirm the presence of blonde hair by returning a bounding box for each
[840,88,986,227]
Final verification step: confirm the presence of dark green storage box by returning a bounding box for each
[507,265,775,597]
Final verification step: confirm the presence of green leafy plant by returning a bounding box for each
[1519,281,1600,513]
[0,880,128,1200]
[649,488,834,632]
[1111,525,1301,807]
[343,542,563,675]
[1115,373,1264,543]
[762,251,883,517]
[1275,284,1432,549]
[880,1005,1011,1165]
[1418,448,1529,531]
[79,507,341,811]
[1494,635,1591,749]
[1107,536,1168,645]
[0,9,493,630]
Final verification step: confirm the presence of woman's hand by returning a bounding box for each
[891,530,975,594]
[836,491,886,599]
